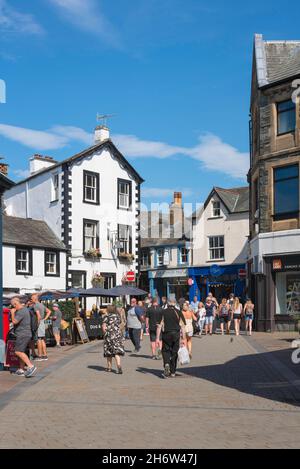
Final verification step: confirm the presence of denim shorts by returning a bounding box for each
[205,316,214,325]
[245,314,254,321]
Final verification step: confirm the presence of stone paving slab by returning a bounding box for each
[0,334,299,449]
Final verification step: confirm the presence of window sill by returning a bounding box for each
[206,260,226,263]
[118,206,132,212]
[277,130,295,137]
[207,216,223,220]
[50,199,59,205]
[272,212,299,221]
[82,200,100,206]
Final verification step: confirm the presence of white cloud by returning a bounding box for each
[0,124,68,150]
[0,123,249,179]
[13,168,30,179]
[142,187,193,198]
[0,0,44,35]
[48,0,120,46]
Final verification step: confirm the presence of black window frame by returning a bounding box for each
[15,246,33,276]
[117,178,132,211]
[117,224,132,255]
[277,100,296,136]
[101,273,117,305]
[83,170,100,205]
[44,250,60,277]
[273,164,299,221]
[83,219,100,254]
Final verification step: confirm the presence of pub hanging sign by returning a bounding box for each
[272,255,300,272]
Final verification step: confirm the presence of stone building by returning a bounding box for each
[248,34,300,331]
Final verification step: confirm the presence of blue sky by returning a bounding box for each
[0,0,299,208]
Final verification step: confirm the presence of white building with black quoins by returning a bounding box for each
[4,126,144,306]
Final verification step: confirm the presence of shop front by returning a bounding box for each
[272,255,300,331]
[188,264,247,303]
[148,268,189,302]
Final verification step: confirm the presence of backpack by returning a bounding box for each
[29,308,39,334]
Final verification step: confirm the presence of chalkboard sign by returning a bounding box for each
[5,340,20,368]
[84,318,103,339]
[74,319,89,344]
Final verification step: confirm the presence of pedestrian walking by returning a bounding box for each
[244,299,255,336]
[197,302,206,336]
[233,297,243,336]
[10,297,37,378]
[218,298,231,335]
[161,297,168,310]
[138,300,147,341]
[52,303,62,347]
[126,298,144,353]
[102,305,125,374]
[182,304,197,359]
[31,294,51,361]
[156,299,186,378]
[205,297,216,336]
[190,296,199,313]
[145,298,163,359]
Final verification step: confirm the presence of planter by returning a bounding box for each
[118,253,134,263]
[85,251,102,261]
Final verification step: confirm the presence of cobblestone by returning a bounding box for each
[0,334,299,448]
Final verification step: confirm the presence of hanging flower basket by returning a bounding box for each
[91,273,105,288]
[118,253,135,263]
[85,248,102,260]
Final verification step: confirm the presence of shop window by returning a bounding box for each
[276,272,300,315]
[277,100,296,135]
[274,164,299,220]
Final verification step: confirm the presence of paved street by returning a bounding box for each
[0,333,300,449]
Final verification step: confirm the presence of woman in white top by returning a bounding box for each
[197,302,206,336]
[182,304,197,359]
[233,297,243,336]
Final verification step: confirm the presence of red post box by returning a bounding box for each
[2,308,10,343]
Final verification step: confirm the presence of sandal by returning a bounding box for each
[105,368,112,372]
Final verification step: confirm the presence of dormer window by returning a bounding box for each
[277,100,296,136]
[212,201,221,217]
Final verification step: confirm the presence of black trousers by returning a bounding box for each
[162,330,180,374]
[128,328,141,351]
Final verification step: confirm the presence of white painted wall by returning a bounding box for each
[3,246,66,294]
[4,169,63,239]
[193,195,249,266]
[69,147,139,289]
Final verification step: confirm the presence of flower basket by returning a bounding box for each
[91,273,105,288]
[85,248,102,260]
[118,253,135,263]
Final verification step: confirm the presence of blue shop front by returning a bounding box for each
[148,268,189,302]
[188,264,247,303]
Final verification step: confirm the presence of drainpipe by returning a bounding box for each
[25,181,29,218]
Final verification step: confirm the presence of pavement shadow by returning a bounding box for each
[137,348,300,407]
[88,365,109,373]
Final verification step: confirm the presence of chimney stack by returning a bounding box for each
[0,163,9,176]
[29,154,57,175]
[94,125,110,144]
[170,191,184,236]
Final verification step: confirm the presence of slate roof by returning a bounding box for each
[255,34,300,87]
[13,139,144,186]
[204,186,249,214]
[141,236,189,249]
[3,216,66,250]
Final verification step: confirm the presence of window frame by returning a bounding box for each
[83,170,100,205]
[179,246,190,265]
[212,201,221,218]
[277,100,296,136]
[208,236,225,261]
[44,250,60,277]
[15,247,33,276]
[273,164,299,221]
[51,173,59,203]
[83,219,99,254]
[117,178,132,211]
[141,249,150,267]
[117,224,132,255]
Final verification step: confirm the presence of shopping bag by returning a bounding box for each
[178,346,190,365]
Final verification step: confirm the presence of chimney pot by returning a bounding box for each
[94,125,110,143]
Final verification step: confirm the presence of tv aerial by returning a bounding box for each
[96,113,116,127]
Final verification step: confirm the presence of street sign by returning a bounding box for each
[126,271,135,283]
[238,269,247,279]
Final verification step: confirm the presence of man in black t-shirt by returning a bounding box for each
[146,298,163,360]
[156,300,186,378]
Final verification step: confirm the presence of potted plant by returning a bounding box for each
[118,252,135,263]
[85,248,102,260]
[91,272,105,288]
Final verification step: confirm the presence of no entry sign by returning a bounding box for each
[126,271,135,282]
